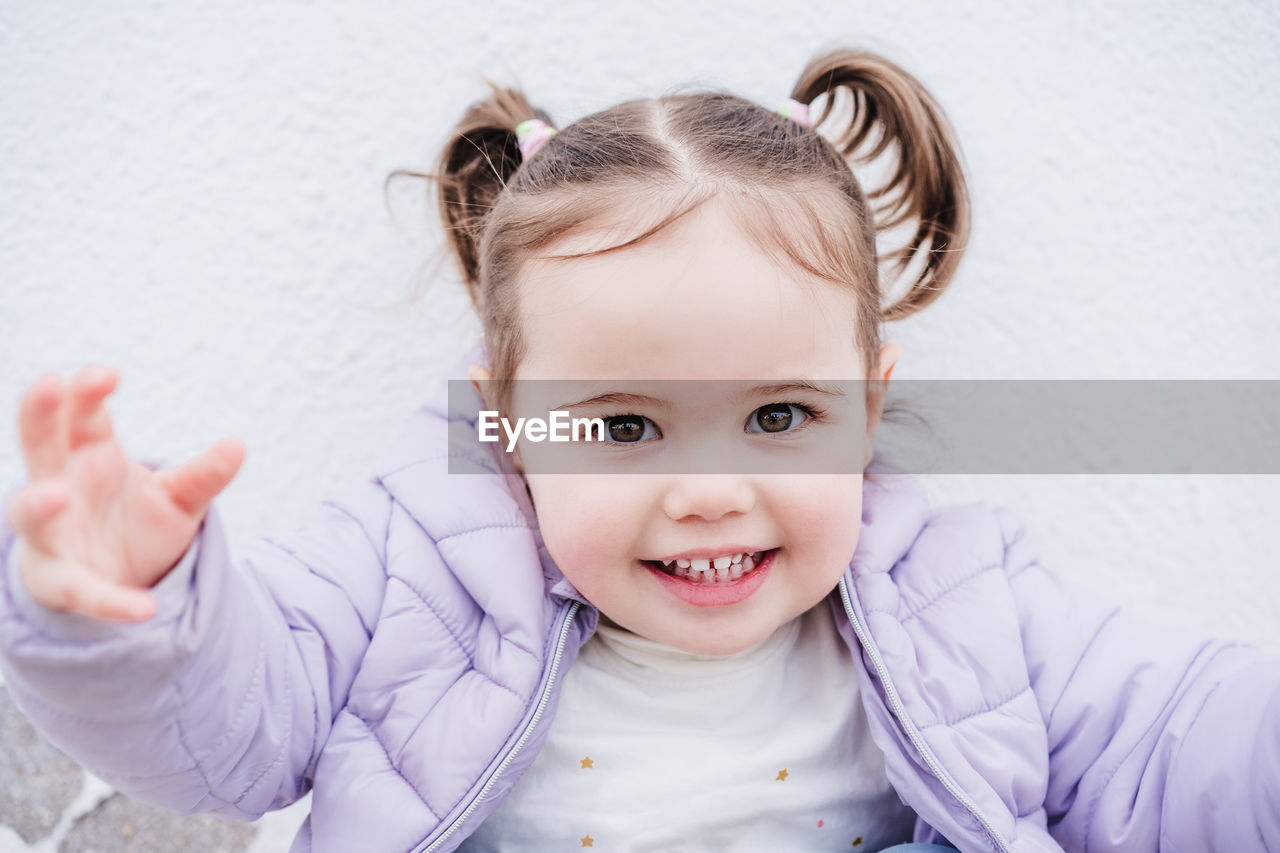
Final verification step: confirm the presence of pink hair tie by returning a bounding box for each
[515,118,558,161]
[778,98,812,128]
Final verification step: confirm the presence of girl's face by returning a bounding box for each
[470,197,897,656]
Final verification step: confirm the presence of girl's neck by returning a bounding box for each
[590,609,806,674]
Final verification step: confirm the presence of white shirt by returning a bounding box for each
[461,600,918,852]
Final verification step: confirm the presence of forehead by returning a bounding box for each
[514,197,864,382]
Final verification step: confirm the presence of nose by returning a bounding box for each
[661,475,756,522]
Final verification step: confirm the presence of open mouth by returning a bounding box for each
[643,549,778,586]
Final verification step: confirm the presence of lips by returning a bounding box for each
[643,549,777,607]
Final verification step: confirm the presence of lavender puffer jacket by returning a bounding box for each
[1,373,1277,853]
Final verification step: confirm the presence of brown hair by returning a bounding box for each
[406,47,969,416]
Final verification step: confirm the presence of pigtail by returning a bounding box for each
[433,83,553,307]
[791,49,970,320]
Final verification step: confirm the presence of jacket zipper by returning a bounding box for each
[837,577,1011,853]
[415,600,581,853]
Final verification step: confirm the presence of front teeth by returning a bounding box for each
[660,551,765,583]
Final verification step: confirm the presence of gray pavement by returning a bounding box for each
[0,686,306,853]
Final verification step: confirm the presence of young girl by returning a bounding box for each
[1,47,1277,853]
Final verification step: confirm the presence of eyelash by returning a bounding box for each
[597,402,829,446]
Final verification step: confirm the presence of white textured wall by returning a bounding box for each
[3,3,1277,663]
[2,2,1276,848]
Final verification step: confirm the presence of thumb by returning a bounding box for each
[156,437,246,518]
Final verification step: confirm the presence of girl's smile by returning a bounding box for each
[642,547,778,607]
[470,195,897,656]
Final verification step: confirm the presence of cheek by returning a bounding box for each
[781,477,864,561]
[524,475,639,573]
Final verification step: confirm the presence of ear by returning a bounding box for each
[467,363,493,398]
[864,343,899,466]
[879,343,899,385]
[467,363,526,475]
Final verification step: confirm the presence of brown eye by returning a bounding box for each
[753,404,794,433]
[606,415,654,443]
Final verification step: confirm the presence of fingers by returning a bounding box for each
[6,481,69,552]
[65,574,156,623]
[156,437,246,518]
[17,365,120,481]
[20,546,157,622]
[18,373,69,480]
[66,365,119,449]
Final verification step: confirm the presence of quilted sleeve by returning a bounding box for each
[0,472,394,822]
[996,506,1280,852]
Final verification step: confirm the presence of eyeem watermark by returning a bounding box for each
[478,410,606,452]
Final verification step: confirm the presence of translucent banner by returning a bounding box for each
[446,379,1280,474]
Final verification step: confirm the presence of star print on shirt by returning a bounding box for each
[580,756,593,769]
[580,835,594,847]
[775,769,789,781]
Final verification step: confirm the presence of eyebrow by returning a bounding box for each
[556,381,848,411]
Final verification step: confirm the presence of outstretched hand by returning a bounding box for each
[5,365,244,622]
